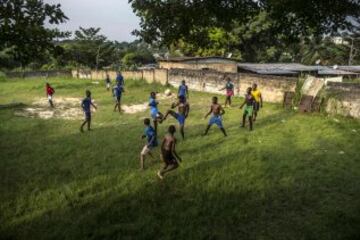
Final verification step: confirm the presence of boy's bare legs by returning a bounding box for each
[241,114,246,128]
[80,120,88,132]
[249,116,253,131]
[203,125,211,136]
[158,163,179,179]
[220,127,227,136]
[180,125,185,139]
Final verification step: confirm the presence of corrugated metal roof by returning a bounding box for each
[238,63,358,76]
[337,66,360,73]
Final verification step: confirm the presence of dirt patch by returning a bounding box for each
[14,97,85,120]
[121,92,176,114]
[122,103,148,114]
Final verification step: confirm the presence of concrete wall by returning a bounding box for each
[167,69,297,103]
[5,70,72,78]
[71,68,360,118]
[325,82,360,118]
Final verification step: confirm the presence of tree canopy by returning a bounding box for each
[0,0,68,67]
[129,0,360,46]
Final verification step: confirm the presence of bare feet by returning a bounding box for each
[157,171,163,180]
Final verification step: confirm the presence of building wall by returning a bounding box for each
[325,82,360,118]
[168,69,296,102]
[239,73,297,102]
[71,68,360,119]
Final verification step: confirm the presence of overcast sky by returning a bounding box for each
[44,0,140,42]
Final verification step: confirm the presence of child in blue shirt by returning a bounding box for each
[113,83,124,112]
[140,118,158,170]
[149,92,164,134]
[178,80,189,100]
[80,90,97,132]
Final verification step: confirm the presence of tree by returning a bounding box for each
[64,27,116,69]
[0,0,68,68]
[129,0,360,48]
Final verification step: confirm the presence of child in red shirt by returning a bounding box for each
[46,83,55,107]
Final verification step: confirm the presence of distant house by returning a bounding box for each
[159,56,239,73]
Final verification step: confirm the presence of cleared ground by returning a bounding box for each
[0,77,359,240]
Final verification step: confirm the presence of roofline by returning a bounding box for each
[158,56,240,63]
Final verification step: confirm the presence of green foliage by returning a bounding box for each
[0,0,68,67]
[130,0,360,47]
[0,77,360,239]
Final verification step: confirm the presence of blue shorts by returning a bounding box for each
[174,113,186,126]
[151,108,159,119]
[84,111,91,120]
[116,95,122,102]
[209,115,223,128]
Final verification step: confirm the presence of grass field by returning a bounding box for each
[1,77,360,240]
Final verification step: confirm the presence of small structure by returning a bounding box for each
[159,56,239,73]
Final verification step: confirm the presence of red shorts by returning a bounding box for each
[226,90,234,97]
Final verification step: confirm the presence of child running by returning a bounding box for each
[251,83,263,122]
[140,118,158,170]
[157,125,182,180]
[239,87,255,131]
[80,90,97,132]
[45,83,55,108]
[178,80,189,100]
[163,95,190,139]
[113,83,124,113]
[105,74,111,91]
[203,96,227,136]
[149,92,164,134]
[219,77,234,107]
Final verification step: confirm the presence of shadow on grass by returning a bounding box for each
[1,124,360,240]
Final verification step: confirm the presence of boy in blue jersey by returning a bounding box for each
[116,72,124,86]
[149,92,164,134]
[163,95,190,139]
[203,96,227,136]
[178,80,189,100]
[80,90,97,132]
[140,118,158,170]
[113,83,124,112]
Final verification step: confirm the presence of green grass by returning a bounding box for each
[1,77,360,240]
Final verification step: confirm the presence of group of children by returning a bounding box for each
[44,75,262,180]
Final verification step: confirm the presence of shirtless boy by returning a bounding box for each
[203,96,227,136]
[157,125,182,180]
[163,95,190,139]
[239,87,255,131]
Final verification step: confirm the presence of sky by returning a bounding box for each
[44,0,140,42]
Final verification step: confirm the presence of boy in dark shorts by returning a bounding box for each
[178,80,189,100]
[80,90,97,132]
[113,83,124,113]
[203,96,227,136]
[149,92,164,134]
[251,83,263,122]
[140,118,158,170]
[45,83,55,107]
[239,87,255,131]
[163,95,190,139]
[219,77,234,107]
[157,125,182,180]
